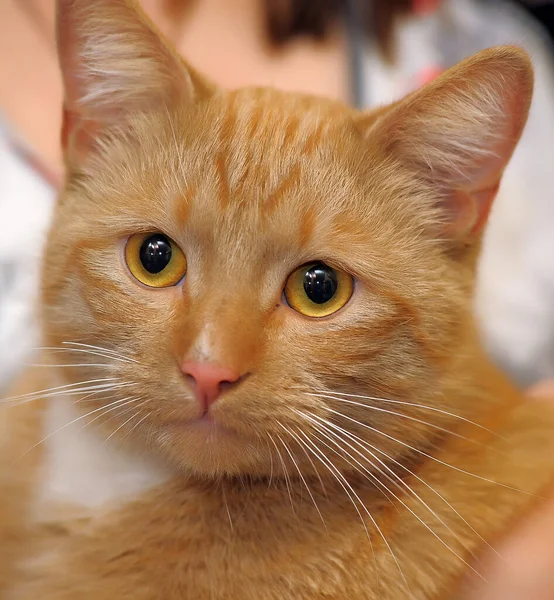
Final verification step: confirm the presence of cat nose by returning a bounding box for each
[181,361,242,412]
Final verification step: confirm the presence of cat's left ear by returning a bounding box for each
[56,0,213,166]
[356,46,533,242]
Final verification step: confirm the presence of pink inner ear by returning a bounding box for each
[469,182,500,236]
[61,107,103,165]
[443,181,500,240]
[61,108,74,152]
[445,78,530,239]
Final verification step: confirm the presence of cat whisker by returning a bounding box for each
[276,422,327,528]
[266,438,275,492]
[267,433,296,515]
[73,396,145,441]
[14,395,143,464]
[294,429,389,598]
[314,412,502,561]
[88,399,139,434]
[107,410,144,443]
[295,429,372,538]
[308,392,483,445]
[282,425,328,499]
[0,377,123,404]
[71,391,122,414]
[304,389,504,439]
[61,341,139,364]
[302,425,435,597]
[103,397,144,421]
[24,382,137,406]
[221,482,235,533]
[103,400,149,445]
[72,388,124,404]
[299,413,402,511]
[26,363,112,369]
[301,411,485,579]
[121,410,151,442]
[308,424,402,516]
[325,407,533,497]
[35,346,135,365]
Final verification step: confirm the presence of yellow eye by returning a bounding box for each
[125,233,186,288]
[284,262,354,318]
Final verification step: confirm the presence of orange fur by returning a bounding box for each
[2,1,554,598]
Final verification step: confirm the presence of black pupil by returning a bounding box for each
[303,264,338,304]
[139,234,172,274]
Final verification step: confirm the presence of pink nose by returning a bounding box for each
[181,361,241,412]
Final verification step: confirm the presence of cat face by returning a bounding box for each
[43,0,532,477]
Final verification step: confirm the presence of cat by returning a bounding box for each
[2,0,554,598]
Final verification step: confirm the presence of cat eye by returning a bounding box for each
[284,262,354,318]
[125,233,187,287]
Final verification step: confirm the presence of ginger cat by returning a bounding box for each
[2,0,554,598]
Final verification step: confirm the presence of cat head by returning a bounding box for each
[43,0,532,478]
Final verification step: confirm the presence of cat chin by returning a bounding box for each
[150,419,269,478]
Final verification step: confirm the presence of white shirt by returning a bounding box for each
[0,119,54,391]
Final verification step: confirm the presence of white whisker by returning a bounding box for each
[164,103,188,200]
[14,395,141,464]
[102,401,148,445]
[277,423,327,528]
[305,389,503,439]
[35,346,134,365]
[325,407,532,496]
[22,383,137,406]
[266,438,275,492]
[268,433,295,514]
[295,429,388,597]
[71,395,144,438]
[1,378,123,404]
[61,342,139,364]
[221,483,234,533]
[284,425,328,499]
[26,363,112,369]
[121,411,151,442]
[302,411,485,580]
[309,393,496,444]
[314,413,502,561]
[309,427,402,516]
[73,389,121,404]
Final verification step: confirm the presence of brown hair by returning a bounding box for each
[265,0,412,60]
[165,0,412,61]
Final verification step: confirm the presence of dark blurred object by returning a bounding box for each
[265,0,411,61]
[164,0,554,60]
[514,0,554,44]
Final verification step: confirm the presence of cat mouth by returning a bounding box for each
[167,413,241,441]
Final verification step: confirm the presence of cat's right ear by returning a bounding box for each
[56,0,213,166]
[355,46,533,246]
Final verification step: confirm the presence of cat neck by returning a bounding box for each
[437,347,524,455]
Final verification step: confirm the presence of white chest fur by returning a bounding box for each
[33,395,170,522]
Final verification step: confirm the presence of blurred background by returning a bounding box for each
[518,0,554,41]
[0,0,553,393]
